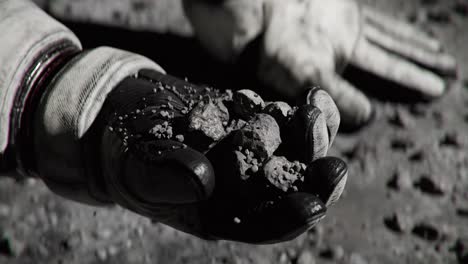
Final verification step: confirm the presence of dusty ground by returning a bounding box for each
[1,0,468,263]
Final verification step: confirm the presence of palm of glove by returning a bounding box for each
[184,0,457,128]
[98,69,347,243]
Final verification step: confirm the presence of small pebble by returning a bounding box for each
[251,164,259,173]
[175,134,184,142]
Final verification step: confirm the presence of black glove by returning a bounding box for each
[95,69,348,243]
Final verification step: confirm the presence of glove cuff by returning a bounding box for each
[0,0,82,172]
[34,47,165,205]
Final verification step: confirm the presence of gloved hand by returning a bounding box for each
[94,69,347,243]
[11,43,347,244]
[184,0,457,127]
[0,0,348,244]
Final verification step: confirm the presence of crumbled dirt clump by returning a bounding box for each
[263,156,305,192]
[234,149,260,180]
[149,121,173,139]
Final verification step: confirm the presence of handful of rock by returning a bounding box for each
[185,88,344,206]
[102,72,346,242]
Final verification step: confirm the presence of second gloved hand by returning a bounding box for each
[184,0,457,128]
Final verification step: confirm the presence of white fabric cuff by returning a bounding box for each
[34,46,165,204]
[0,0,82,156]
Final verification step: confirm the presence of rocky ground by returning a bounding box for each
[2,0,468,263]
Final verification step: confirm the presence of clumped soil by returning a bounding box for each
[2,0,468,263]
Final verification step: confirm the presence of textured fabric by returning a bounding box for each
[0,0,82,155]
[34,47,165,204]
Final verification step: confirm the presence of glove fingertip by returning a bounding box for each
[304,157,348,207]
